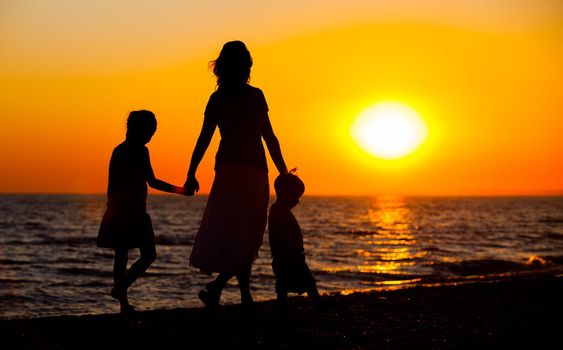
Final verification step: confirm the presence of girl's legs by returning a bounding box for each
[123,244,156,289]
[112,244,156,313]
[112,249,130,310]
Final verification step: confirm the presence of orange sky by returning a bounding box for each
[1,1,562,195]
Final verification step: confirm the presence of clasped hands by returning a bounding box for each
[180,175,199,196]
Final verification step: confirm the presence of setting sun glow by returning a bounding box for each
[351,103,428,160]
[1,1,563,195]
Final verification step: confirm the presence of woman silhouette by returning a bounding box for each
[184,41,288,308]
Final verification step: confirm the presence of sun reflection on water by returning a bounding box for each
[353,196,424,280]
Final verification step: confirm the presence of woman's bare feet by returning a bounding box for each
[198,286,220,307]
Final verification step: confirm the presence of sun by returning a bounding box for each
[351,102,428,159]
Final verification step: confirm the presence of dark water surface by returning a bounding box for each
[1,194,562,319]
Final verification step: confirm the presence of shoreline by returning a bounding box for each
[2,275,562,349]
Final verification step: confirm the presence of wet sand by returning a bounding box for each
[2,275,562,349]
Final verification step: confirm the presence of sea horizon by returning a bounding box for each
[2,192,563,197]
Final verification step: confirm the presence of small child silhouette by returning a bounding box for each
[97,110,188,314]
[268,171,321,313]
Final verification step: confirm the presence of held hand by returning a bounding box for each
[183,175,199,196]
[174,186,193,196]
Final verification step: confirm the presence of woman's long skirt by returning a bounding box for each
[189,164,269,275]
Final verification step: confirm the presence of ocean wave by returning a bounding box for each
[47,280,109,288]
[338,229,380,236]
[538,217,563,224]
[0,277,46,285]
[56,267,112,278]
[0,292,35,302]
[544,232,563,240]
[432,259,526,276]
[23,221,50,231]
[156,236,194,246]
[3,235,193,247]
[0,222,16,229]
[45,236,96,246]
[3,236,97,246]
[422,245,457,254]
[0,258,32,265]
[429,256,562,277]
[314,268,423,282]
[1,239,42,245]
[535,255,563,265]
[144,271,190,278]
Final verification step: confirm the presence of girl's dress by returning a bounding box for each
[189,84,270,274]
[97,142,155,250]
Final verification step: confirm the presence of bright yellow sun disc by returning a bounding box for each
[351,102,428,159]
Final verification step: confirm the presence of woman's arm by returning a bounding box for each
[262,112,288,175]
[183,113,217,194]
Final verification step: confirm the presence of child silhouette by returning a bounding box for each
[97,110,188,314]
[268,172,321,313]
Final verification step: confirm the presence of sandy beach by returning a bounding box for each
[2,274,562,349]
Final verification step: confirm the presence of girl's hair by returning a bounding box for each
[126,110,157,137]
[210,41,253,87]
[274,173,305,201]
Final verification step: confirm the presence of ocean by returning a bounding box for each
[1,194,562,319]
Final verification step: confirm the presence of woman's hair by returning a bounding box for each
[126,110,157,137]
[210,41,253,87]
[274,173,305,201]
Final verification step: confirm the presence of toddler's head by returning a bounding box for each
[126,110,157,144]
[274,173,305,208]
